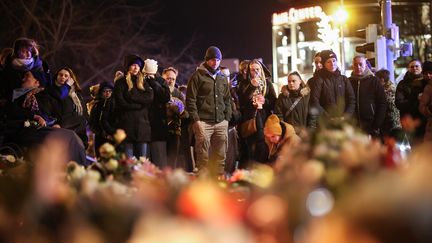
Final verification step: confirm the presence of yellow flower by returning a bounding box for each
[99,143,116,159]
[114,129,127,144]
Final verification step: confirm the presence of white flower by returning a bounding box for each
[24,120,31,127]
[5,155,16,163]
[99,143,116,158]
[105,159,119,171]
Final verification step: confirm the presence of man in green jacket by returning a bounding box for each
[186,46,232,174]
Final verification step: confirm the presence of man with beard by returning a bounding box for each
[162,67,184,102]
[186,46,232,175]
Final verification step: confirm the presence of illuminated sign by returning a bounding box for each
[272,6,323,25]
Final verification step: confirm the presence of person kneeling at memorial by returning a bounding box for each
[254,114,300,164]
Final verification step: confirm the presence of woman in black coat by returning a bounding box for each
[275,71,310,134]
[41,67,88,148]
[114,55,154,158]
[237,59,277,165]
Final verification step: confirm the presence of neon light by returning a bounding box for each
[272,6,323,25]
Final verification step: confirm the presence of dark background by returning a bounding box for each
[150,0,289,63]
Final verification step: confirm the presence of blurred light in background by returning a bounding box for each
[306,188,334,217]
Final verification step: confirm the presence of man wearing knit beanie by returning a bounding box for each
[205,46,222,61]
[186,46,232,175]
[308,49,355,128]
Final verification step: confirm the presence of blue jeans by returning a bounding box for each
[125,142,149,158]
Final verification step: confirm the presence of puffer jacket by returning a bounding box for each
[309,68,355,127]
[186,63,232,123]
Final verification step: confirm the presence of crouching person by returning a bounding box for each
[255,114,300,164]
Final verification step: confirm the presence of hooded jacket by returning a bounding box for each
[186,63,232,123]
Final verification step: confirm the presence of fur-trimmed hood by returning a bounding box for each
[280,84,310,97]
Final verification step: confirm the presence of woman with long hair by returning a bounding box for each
[113,54,154,158]
[41,67,88,148]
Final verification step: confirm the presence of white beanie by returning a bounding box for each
[143,59,158,74]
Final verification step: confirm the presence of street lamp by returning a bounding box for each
[333,5,348,73]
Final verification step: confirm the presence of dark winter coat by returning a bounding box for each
[41,84,88,147]
[395,72,428,139]
[238,78,276,122]
[274,84,310,133]
[395,72,428,138]
[309,69,356,127]
[395,72,427,117]
[229,86,242,126]
[186,63,232,123]
[114,75,154,143]
[349,72,387,136]
[4,88,87,165]
[89,97,116,137]
[148,74,171,141]
[419,82,432,141]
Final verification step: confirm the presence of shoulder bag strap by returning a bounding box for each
[285,96,302,117]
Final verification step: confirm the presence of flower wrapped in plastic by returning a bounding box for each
[167,97,185,115]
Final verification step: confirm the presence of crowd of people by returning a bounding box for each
[1,37,431,174]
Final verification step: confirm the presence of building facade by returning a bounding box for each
[272,0,432,88]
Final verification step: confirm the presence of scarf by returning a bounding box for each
[69,86,83,116]
[203,62,218,75]
[11,57,35,71]
[23,88,44,112]
[350,68,374,79]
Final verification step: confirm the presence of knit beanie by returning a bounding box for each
[124,54,144,71]
[423,61,432,73]
[264,114,282,136]
[320,50,337,65]
[205,46,222,61]
[99,81,114,91]
[143,59,158,74]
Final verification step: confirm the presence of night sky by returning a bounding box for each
[153,0,289,64]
